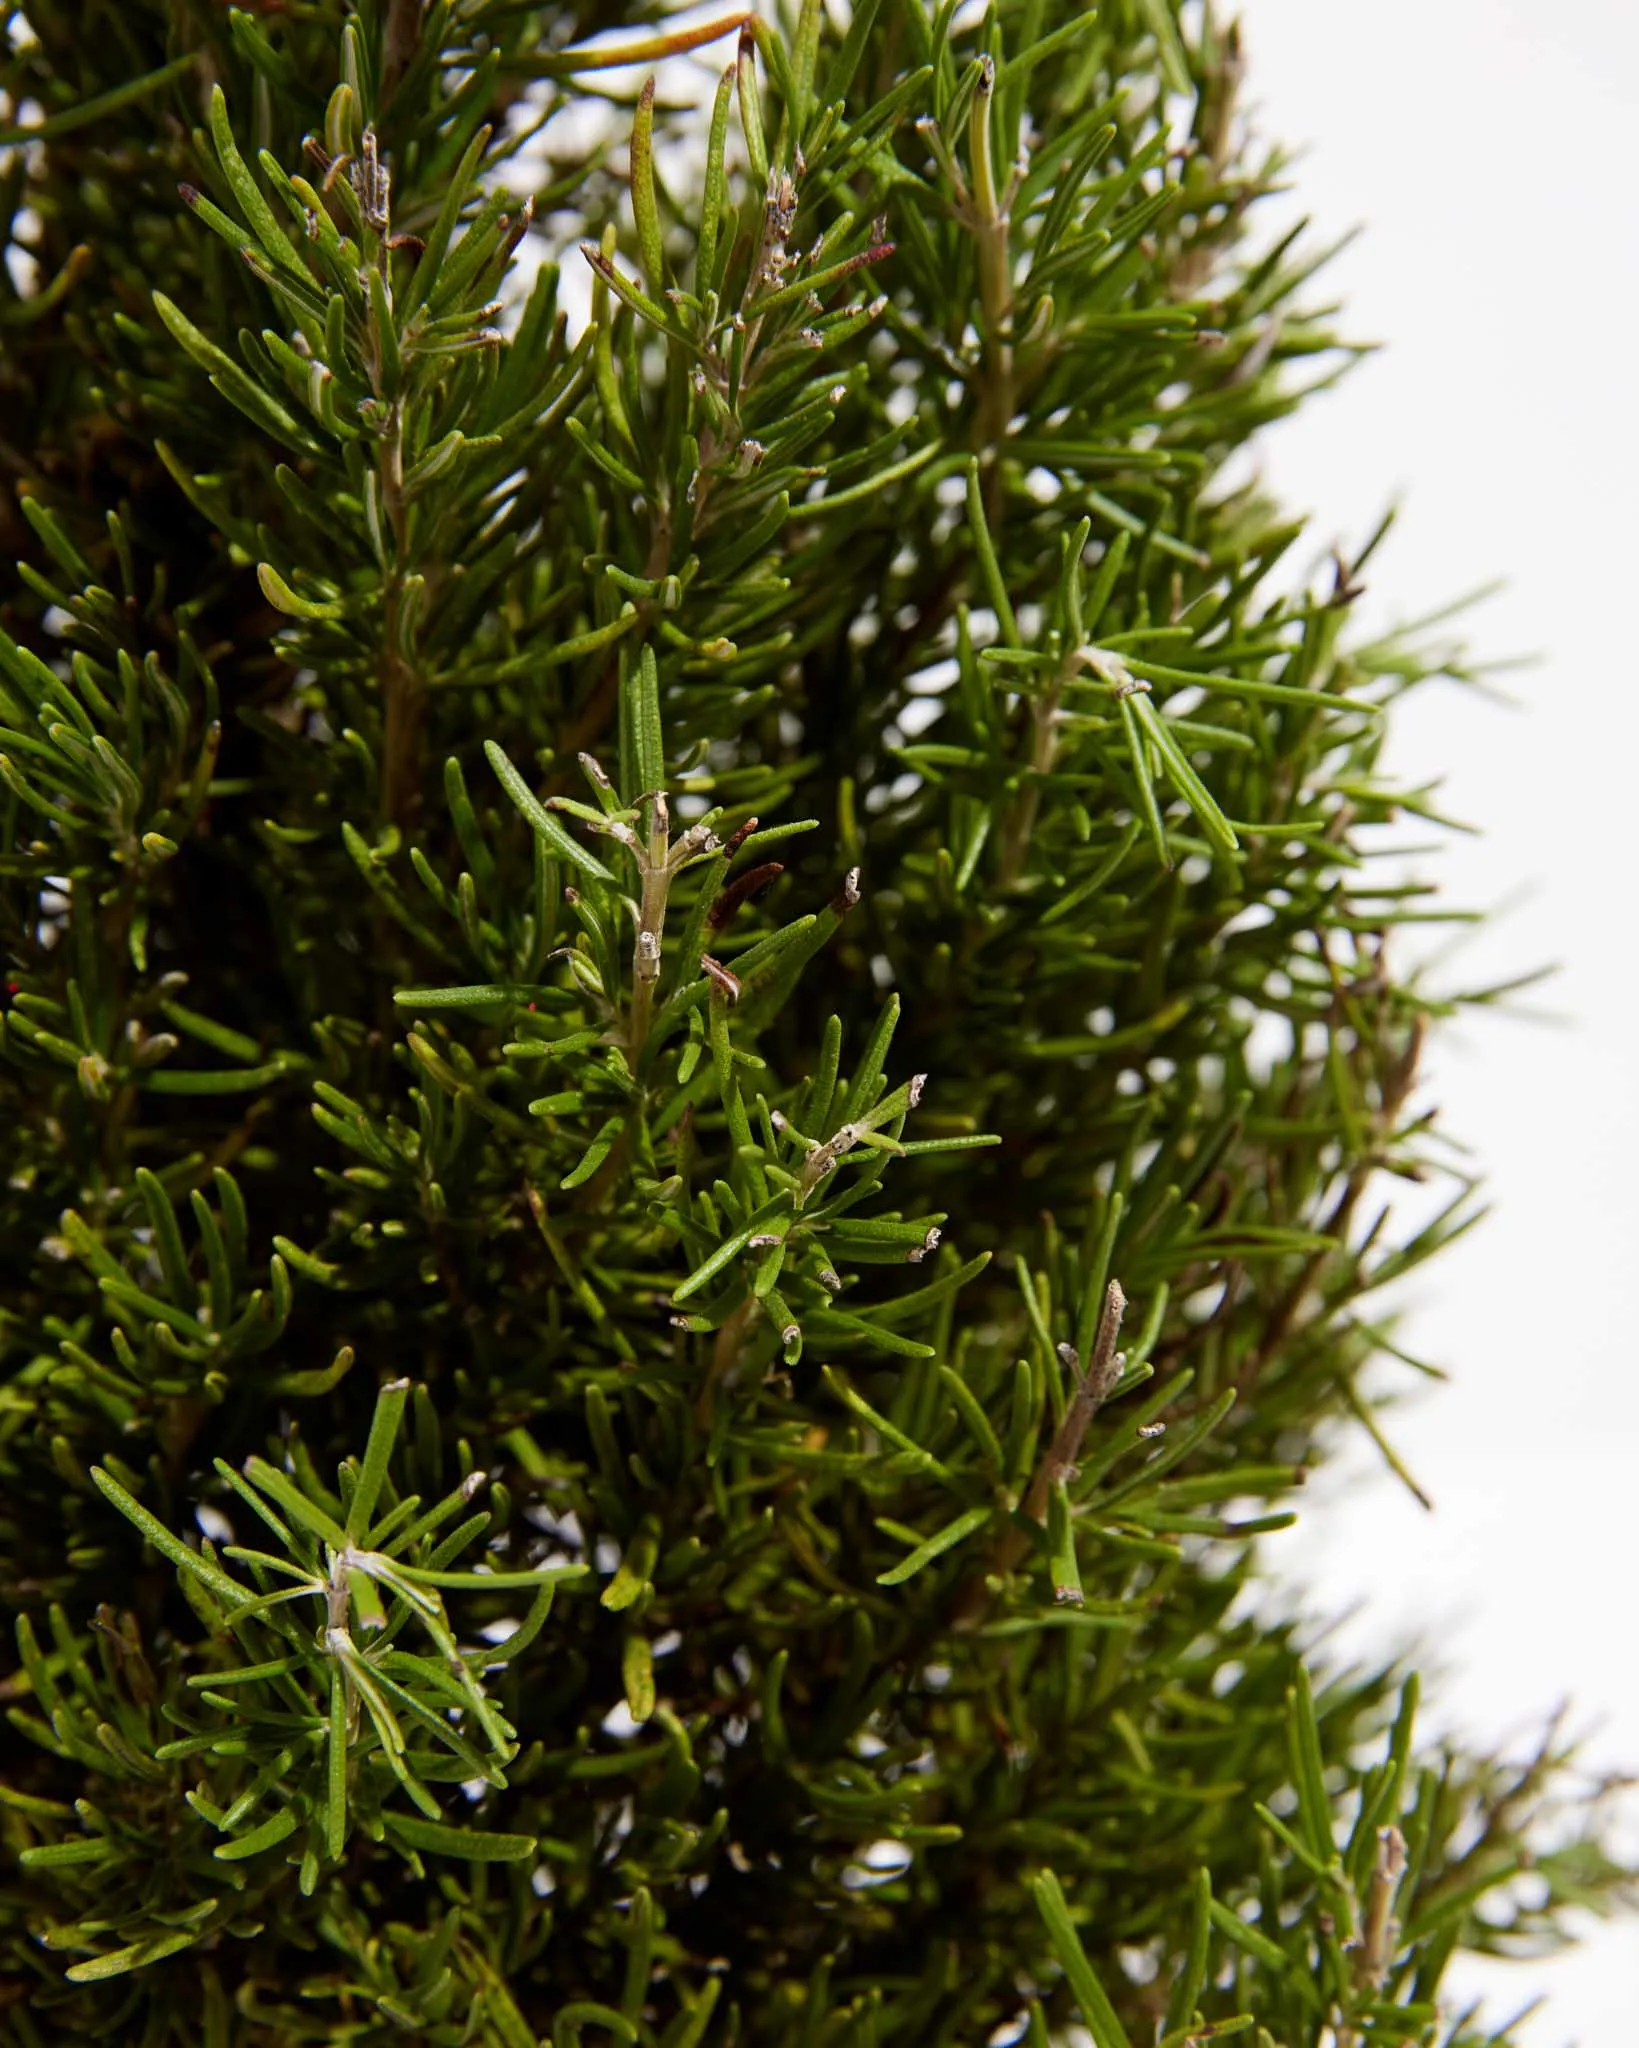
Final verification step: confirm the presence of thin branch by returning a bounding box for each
[1339,1824,1407,2048]
[952,1279,1127,1627]
[1020,1278,1128,1528]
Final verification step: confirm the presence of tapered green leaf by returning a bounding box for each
[1031,1870,1134,2048]
[214,1805,298,1861]
[875,1504,991,1585]
[348,1378,411,1541]
[383,1815,537,1862]
[0,54,198,146]
[486,741,618,883]
[91,1468,247,1606]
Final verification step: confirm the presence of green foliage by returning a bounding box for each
[14,1378,581,1995]
[0,1,1630,2043]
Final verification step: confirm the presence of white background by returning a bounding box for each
[1230,3,1639,2040]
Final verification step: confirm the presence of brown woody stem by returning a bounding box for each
[953,1279,1127,1627]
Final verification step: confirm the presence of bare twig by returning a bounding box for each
[952,1279,1127,1627]
[1339,1824,1407,2048]
[1019,1279,1128,1529]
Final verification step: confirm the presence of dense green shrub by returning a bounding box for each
[0,2,1630,2042]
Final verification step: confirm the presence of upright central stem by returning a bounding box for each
[970,57,1015,457]
[998,676,1062,888]
[378,397,425,827]
[356,135,425,831]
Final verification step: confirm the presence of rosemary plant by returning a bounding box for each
[0,2,1630,2043]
